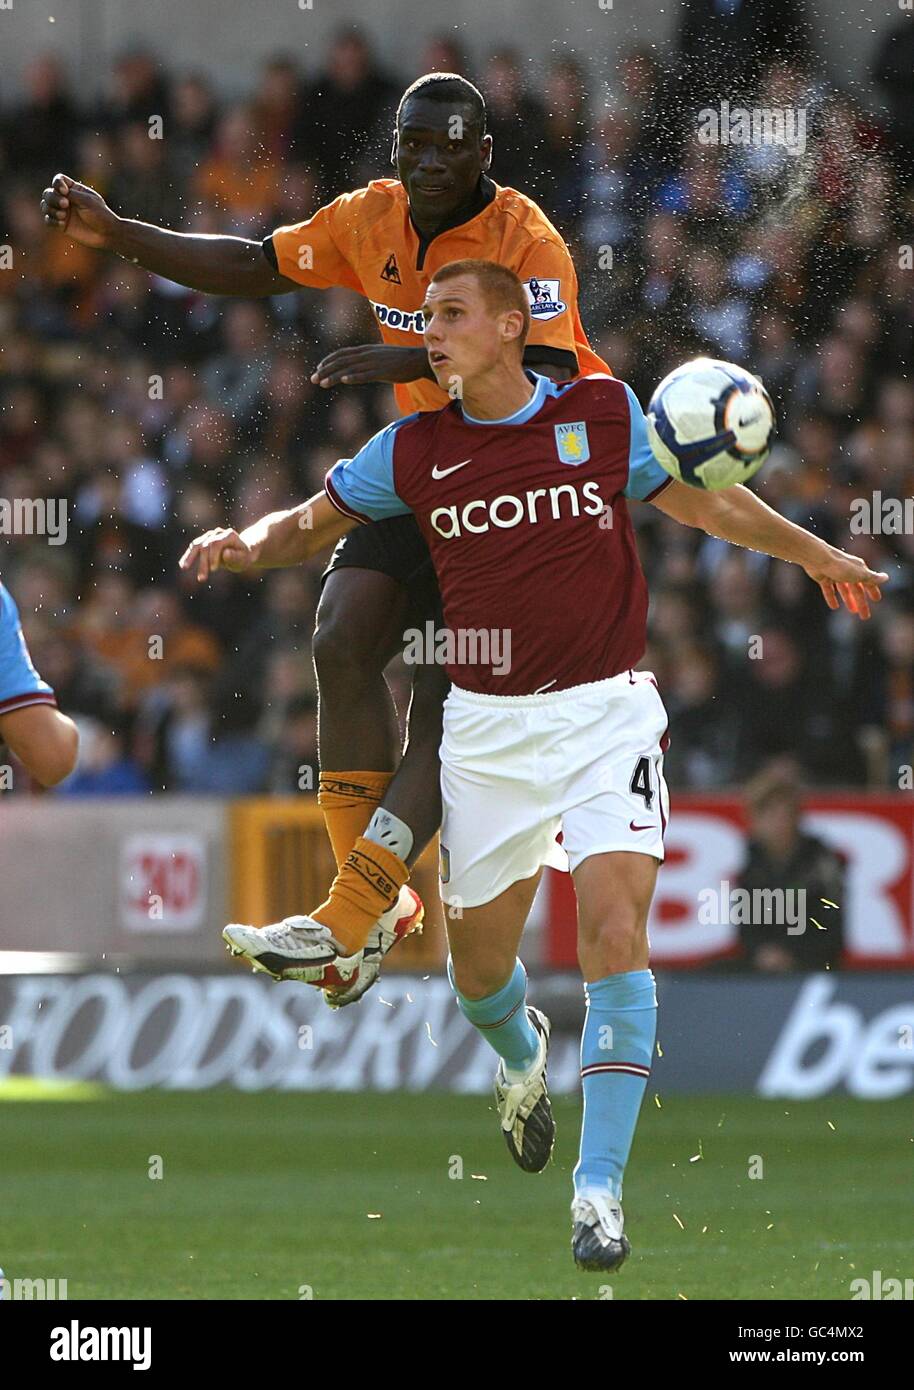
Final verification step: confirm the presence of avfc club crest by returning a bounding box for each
[523,277,566,321]
[554,421,590,465]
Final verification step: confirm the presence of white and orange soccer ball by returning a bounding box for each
[646,357,776,491]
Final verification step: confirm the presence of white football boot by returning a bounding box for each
[222,915,347,983]
[493,1007,555,1173]
[323,885,424,1009]
[571,1191,632,1272]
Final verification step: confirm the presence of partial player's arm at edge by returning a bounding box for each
[650,479,889,619]
[0,705,80,788]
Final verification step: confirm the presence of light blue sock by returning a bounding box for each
[448,957,540,1074]
[574,969,657,1200]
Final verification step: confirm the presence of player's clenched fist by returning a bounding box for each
[179,528,259,582]
[40,173,119,249]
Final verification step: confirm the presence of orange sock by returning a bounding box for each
[318,770,393,869]
[312,836,410,955]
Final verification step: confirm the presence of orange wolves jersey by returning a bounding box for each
[266,176,610,415]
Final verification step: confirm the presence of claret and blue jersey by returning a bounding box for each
[325,372,673,697]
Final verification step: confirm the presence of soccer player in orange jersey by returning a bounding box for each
[41,73,609,999]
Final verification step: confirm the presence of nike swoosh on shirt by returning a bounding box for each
[431,458,473,479]
[629,821,654,832]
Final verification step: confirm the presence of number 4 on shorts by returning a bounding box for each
[630,755,654,809]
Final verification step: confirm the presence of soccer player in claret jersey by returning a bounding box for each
[180,260,886,1270]
[41,72,609,1004]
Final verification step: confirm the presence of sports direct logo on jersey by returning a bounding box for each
[524,278,566,321]
[368,300,426,335]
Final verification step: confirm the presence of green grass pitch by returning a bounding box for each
[2,1089,910,1300]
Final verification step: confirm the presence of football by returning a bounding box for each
[646,357,776,491]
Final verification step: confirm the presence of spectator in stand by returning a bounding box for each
[145,665,213,790]
[615,47,686,194]
[737,763,845,972]
[419,36,472,82]
[4,55,79,174]
[106,120,184,229]
[202,300,274,430]
[707,548,767,664]
[168,73,218,186]
[790,334,873,436]
[56,718,150,796]
[580,111,639,270]
[253,55,306,163]
[663,641,740,789]
[266,695,320,795]
[731,626,850,783]
[872,17,914,187]
[195,105,283,236]
[684,245,752,360]
[751,307,801,415]
[483,50,547,196]
[855,603,914,788]
[656,144,752,240]
[102,50,170,130]
[75,579,221,711]
[537,58,590,225]
[297,26,396,197]
[73,470,168,589]
[678,0,813,109]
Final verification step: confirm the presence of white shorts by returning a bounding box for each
[439,670,670,908]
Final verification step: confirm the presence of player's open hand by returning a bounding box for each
[179,528,258,582]
[804,548,888,620]
[40,173,119,249]
[311,344,431,387]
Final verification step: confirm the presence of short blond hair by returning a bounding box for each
[429,259,531,351]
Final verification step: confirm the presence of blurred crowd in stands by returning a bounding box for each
[0,10,912,797]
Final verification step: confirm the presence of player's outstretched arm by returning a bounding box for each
[179,493,355,583]
[40,173,294,296]
[650,480,888,620]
